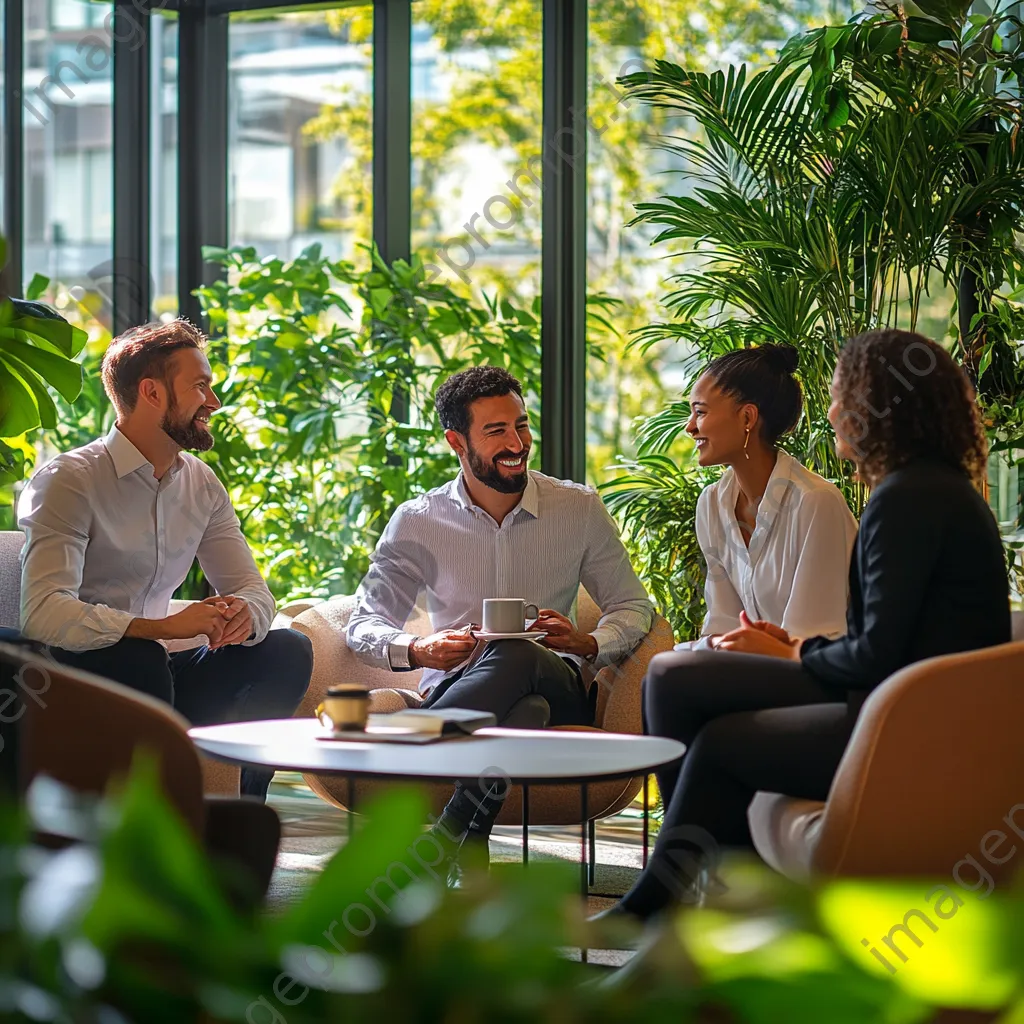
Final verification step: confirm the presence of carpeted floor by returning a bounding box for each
[266,772,647,962]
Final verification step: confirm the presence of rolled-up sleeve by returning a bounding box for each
[580,493,654,667]
[18,460,135,651]
[346,509,425,671]
[194,471,275,644]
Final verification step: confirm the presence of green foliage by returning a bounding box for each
[5,761,1024,1022]
[305,1,851,483]
[601,447,711,642]
[0,237,88,504]
[192,243,543,602]
[604,3,1024,634]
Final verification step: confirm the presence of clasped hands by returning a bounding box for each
[409,608,597,671]
[166,595,253,650]
[712,611,801,660]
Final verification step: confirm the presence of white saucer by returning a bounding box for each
[471,630,547,642]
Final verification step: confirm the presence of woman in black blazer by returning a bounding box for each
[607,328,1010,922]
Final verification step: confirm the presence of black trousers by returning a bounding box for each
[423,638,592,834]
[620,648,858,918]
[50,629,313,800]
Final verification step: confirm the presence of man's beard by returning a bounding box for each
[161,397,214,452]
[466,441,529,495]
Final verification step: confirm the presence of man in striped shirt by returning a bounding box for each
[347,366,653,869]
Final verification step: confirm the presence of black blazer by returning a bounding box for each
[801,459,1010,702]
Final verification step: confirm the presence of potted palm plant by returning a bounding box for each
[602,0,1024,638]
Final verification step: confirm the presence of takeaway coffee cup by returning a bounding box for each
[319,685,371,731]
[482,598,540,634]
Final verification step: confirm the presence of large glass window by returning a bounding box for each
[22,0,113,339]
[584,0,859,485]
[409,3,543,304]
[228,7,372,263]
[152,12,178,317]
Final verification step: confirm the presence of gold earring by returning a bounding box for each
[743,427,751,460]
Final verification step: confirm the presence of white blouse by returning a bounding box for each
[695,450,858,642]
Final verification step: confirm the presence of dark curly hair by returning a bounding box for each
[834,329,988,487]
[704,343,802,447]
[435,366,524,435]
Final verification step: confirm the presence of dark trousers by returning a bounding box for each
[423,638,592,835]
[50,629,313,800]
[621,648,857,917]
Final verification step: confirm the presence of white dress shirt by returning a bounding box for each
[17,425,275,652]
[346,470,654,694]
[696,450,857,642]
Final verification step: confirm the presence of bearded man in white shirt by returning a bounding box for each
[18,319,312,800]
[347,366,653,870]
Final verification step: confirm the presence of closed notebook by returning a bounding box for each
[317,707,497,744]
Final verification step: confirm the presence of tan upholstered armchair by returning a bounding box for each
[9,642,279,904]
[284,587,674,825]
[748,638,1024,884]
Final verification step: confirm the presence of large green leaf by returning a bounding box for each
[911,0,971,30]
[0,352,58,429]
[5,303,88,358]
[906,16,956,44]
[0,361,45,437]
[0,335,83,403]
[0,297,85,444]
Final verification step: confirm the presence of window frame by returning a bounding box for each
[0,0,588,480]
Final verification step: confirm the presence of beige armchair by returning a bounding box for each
[748,639,1024,884]
[286,588,675,826]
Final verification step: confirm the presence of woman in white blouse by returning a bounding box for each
[682,343,857,649]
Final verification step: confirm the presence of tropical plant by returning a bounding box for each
[33,245,622,604]
[300,0,854,484]
[603,0,1024,636]
[6,762,1024,1023]
[0,244,88,511]
[189,242,547,601]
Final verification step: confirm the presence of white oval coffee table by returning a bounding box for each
[189,718,685,897]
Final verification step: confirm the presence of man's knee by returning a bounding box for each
[485,638,561,676]
[253,628,313,702]
[57,637,173,703]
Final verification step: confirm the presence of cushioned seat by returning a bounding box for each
[749,635,1024,883]
[10,642,278,906]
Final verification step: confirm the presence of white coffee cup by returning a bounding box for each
[482,598,540,634]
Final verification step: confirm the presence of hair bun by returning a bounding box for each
[760,343,799,374]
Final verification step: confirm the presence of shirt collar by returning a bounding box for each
[451,471,539,520]
[104,425,150,479]
[103,425,184,480]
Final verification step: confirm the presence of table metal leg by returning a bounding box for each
[522,784,530,866]
[581,782,589,964]
[642,774,650,868]
[580,783,589,897]
[588,819,596,887]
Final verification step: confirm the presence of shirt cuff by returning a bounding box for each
[387,632,419,671]
[589,628,620,667]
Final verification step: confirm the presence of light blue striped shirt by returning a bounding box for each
[346,471,654,694]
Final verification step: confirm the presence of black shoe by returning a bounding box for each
[446,829,491,889]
